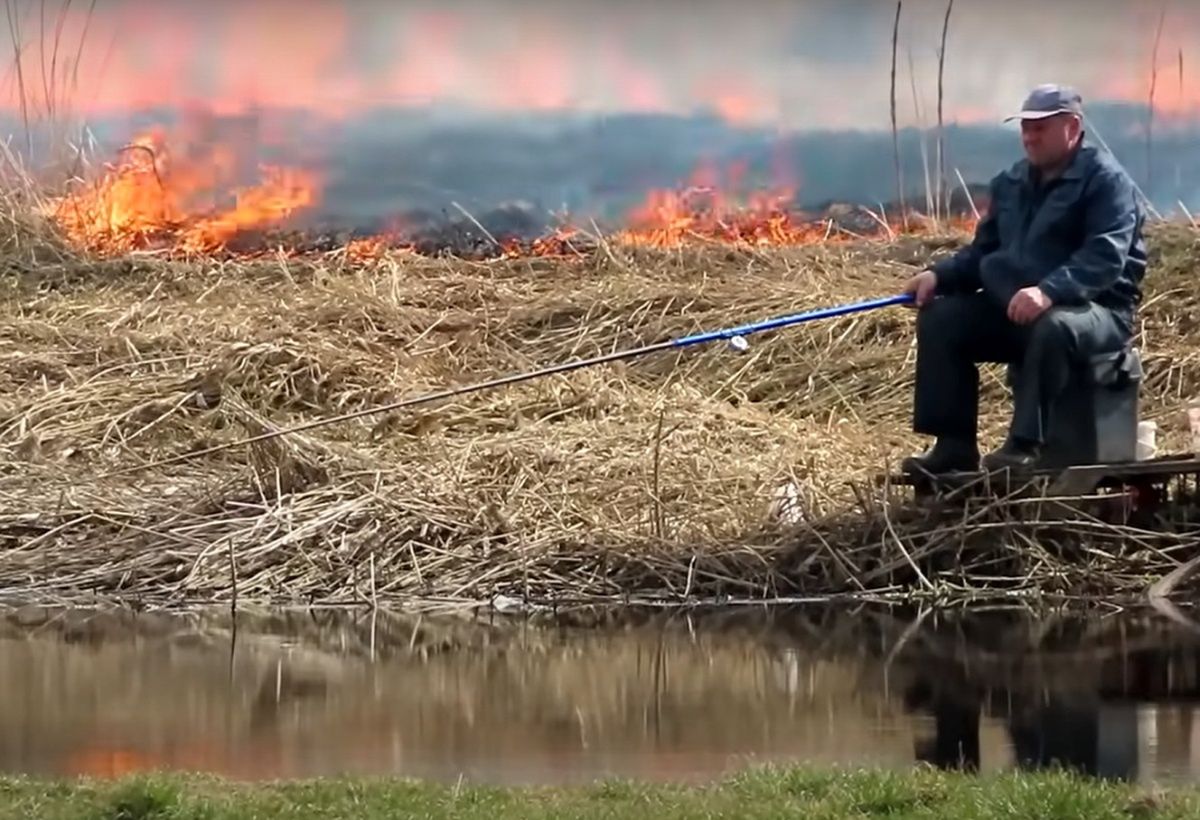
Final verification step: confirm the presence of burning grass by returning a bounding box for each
[34,122,976,261]
[0,219,1198,608]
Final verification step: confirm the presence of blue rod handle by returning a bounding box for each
[672,292,914,348]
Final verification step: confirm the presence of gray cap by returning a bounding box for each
[1005,84,1083,121]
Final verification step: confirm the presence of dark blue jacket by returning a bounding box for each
[931,140,1148,331]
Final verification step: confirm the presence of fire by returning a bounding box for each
[612,161,829,248]
[343,237,394,264]
[45,127,319,255]
[42,126,974,261]
[6,1,1200,138]
[614,186,831,248]
[178,166,319,253]
[610,160,979,249]
[502,228,588,258]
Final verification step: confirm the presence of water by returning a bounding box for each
[3,604,1200,786]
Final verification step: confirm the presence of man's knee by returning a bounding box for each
[1030,305,1129,360]
[1028,308,1074,348]
[1028,305,1124,359]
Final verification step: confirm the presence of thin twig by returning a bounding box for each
[954,168,980,221]
[1147,2,1167,193]
[935,0,955,222]
[451,201,502,251]
[652,406,666,540]
[890,1,907,231]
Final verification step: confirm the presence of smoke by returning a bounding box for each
[3,0,1198,128]
[2,0,1199,236]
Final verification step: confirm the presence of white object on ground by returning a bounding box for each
[1188,406,1200,454]
[1136,420,1157,461]
[768,481,803,525]
[491,594,525,613]
[727,335,749,353]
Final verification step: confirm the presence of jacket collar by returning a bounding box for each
[1006,138,1091,185]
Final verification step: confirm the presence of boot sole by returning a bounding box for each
[901,459,980,476]
[981,459,1038,474]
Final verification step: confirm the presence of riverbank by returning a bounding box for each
[1,767,1196,819]
[1,224,1198,607]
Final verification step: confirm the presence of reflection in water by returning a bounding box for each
[1,605,1199,785]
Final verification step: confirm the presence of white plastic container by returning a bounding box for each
[1136,420,1157,461]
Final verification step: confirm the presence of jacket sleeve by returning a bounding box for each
[930,176,1001,294]
[1038,169,1139,304]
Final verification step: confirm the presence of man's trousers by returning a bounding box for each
[913,292,1129,444]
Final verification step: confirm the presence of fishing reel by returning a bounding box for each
[727,335,750,354]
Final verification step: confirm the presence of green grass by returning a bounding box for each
[0,766,1197,820]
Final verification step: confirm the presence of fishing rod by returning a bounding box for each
[109,292,915,476]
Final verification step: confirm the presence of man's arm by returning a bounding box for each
[929,176,1001,294]
[1037,169,1139,304]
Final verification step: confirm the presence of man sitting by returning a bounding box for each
[901,84,1148,474]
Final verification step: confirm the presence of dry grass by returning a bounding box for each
[0,220,1198,608]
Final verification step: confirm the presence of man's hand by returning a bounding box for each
[903,270,938,307]
[1007,286,1053,325]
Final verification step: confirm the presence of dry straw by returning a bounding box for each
[0,209,1198,608]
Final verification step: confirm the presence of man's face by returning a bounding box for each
[1020,113,1081,169]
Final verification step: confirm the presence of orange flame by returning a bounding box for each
[610,159,979,249]
[500,228,587,258]
[614,185,831,247]
[613,160,824,247]
[43,126,974,260]
[343,236,395,263]
[178,166,319,253]
[45,126,319,255]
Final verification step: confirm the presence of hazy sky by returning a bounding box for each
[0,0,1195,132]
